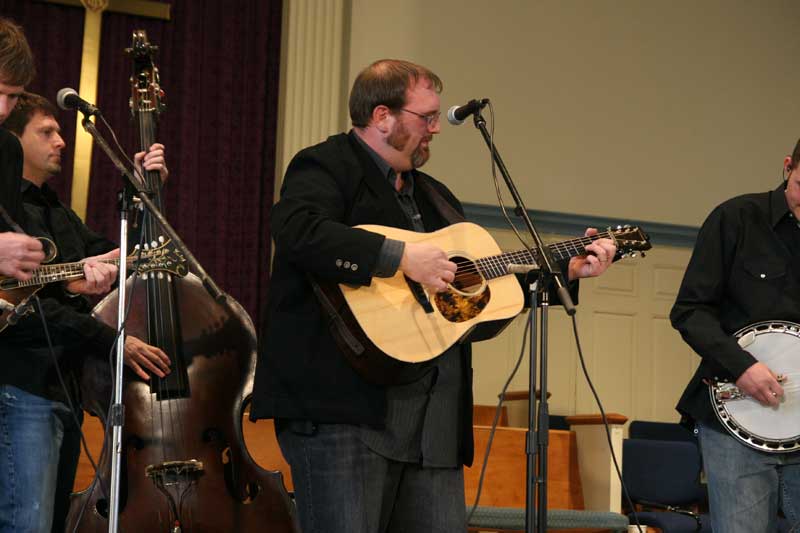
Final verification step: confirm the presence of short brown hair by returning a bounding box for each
[0,18,35,87]
[349,59,442,128]
[4,92,57,136]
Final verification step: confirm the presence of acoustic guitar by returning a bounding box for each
[317,221,651,384]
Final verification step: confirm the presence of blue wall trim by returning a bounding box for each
[462,203,698,249]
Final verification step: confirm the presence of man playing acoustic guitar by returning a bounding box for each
[252,59,617,533]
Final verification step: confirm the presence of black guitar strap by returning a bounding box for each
[0,203,26,234]
[414,174,466,225]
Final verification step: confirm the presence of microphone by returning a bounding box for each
[56,87,101,117]
[447,98,489,125]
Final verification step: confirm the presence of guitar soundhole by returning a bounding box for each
[450,256,483,293]
[435,255,490,324]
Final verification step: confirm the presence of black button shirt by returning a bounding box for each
[0,180,117,403]
[0,128,24,231]
[671,182,800,426]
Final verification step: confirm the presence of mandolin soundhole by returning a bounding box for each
[434,256,490,323]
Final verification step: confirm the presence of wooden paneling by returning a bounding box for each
[472,230,695,427]
[465,426,584,511]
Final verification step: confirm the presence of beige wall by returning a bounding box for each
[276,0,799,423]
[345,0,800,227]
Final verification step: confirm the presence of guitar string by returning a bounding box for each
[445,231,617,282]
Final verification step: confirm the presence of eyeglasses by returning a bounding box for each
[400,108,441,127]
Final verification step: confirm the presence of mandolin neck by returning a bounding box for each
[3,258,128,290]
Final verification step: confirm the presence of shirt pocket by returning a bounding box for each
[742,258,787,282]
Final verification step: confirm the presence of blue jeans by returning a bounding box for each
[276,422,466,533]
[0,385,70,533]
[697,420,800,532]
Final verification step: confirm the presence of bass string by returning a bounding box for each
[138,114,193,503]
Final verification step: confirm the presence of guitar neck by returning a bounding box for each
[476,231,614,280]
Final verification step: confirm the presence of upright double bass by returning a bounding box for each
[67,31,297,533]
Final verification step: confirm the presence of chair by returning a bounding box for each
[466,425,629,531]
[628,420,696,443]
[622,438,711,532]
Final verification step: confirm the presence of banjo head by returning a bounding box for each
[710,321,800,453]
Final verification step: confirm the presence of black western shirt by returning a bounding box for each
[671,182,800,428]
[0,180,117,403]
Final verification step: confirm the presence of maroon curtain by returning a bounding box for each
[2,0,282,324]
[0,0,84,199]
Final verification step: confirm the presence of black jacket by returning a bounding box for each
[0,127,24,231]
[251,132,475,464]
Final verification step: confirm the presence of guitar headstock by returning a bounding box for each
[608,225,652,259]
[130,238,188,277]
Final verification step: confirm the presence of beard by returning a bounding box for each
[47,161,62,175]
[387,121,430,169]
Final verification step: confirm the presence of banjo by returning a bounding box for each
[709,321,800,453]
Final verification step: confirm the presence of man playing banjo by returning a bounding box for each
[671,139,800,532]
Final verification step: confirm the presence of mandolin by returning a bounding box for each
[0,239,185,332]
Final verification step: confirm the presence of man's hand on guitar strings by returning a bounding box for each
[399,241,456,293]
[567,227,618,280]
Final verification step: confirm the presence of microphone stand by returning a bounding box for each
[470,108,576,533]
[78,113,228,533]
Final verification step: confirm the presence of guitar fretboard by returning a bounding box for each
[475,231,614,280]
[6,258,123,289]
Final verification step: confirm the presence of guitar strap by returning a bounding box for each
[0,203,26,234]
[308,273,365,356]
[414,174,466,225]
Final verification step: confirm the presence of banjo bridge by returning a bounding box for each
[713,382,747,402]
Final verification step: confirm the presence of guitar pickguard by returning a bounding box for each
[434,286,490,323]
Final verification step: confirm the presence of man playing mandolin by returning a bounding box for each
[0,92,171,533]
[252,59,618,533]
[671,141,800,531]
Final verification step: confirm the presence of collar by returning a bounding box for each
[770,181,792,228]
[351,129,415,195]
[21,178,59,205]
